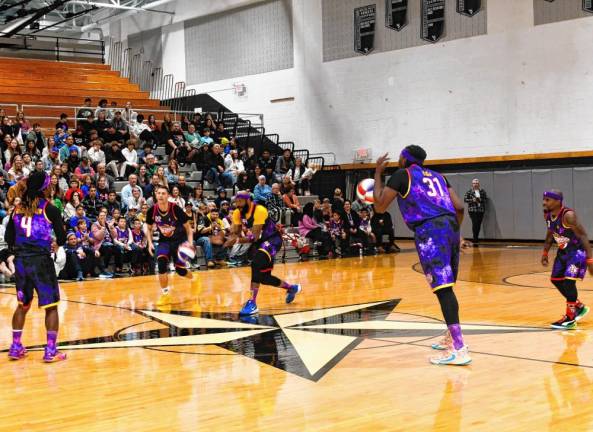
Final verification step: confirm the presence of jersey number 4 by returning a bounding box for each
[20,216,32,238]
[422,177,445,197]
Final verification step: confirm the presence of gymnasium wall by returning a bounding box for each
[388,166,593,240]
[127,28,163,68]
[534,0,592,26]
[104,0,593,164]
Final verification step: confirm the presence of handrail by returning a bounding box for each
[0,32,104,63]
[310,152,336,165]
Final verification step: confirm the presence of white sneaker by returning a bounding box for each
[431,331,452,351]
[429,345,472,366]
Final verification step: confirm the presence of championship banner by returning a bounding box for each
[354,4,376,55]
[386,0,408,31]
[584,0,593,13]
[457,0,481,17]
[421,0,445,43]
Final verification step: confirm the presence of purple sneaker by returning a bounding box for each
[43,347,67,363]
[8,343,27,360]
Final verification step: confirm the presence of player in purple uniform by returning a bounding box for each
[373,145,471,365]
[6,171,67,362]
[145,185,194,308]
[226,191,301,316]
[542,190,593,329]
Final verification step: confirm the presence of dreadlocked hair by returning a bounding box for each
[403,145,427,168]
[21,195,41,218]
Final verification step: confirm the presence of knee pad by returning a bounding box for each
[157,256,169,274]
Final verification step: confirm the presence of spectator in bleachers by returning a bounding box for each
[64,192,82,220]
[189,185,209,211]
[125,186,145,213]
[166,122,187,162]
[342,199,365,255]
[33,160,44,173]
[111,216,133,274]
[80,175,93,197]
[71,125,87,149]
[58,136,79,162]
[77,98,94,120]
[219,200,231,218]
[177,176,193,201]
[202,116,217,135]
[267,183,290,226]
[7,155,29,182]
[61,232,87,281]
[286,157,309,195]
[69,204,91,229]
[320,198,332,222]
[94,99,110,120]
[204,143,233,188]
[65,178,83,201]
[55,113,69,132]
[332,188,345,214]
[283,187,301,226]
[184,123,201,146]
[280,176,295,195]
[130,218,149,275]
[137,165,149,189]
[4,139,21,167]
[27,123,47,153]
[143,173,160,199]
[120,139,139,179]
[81,114,95,136]
[208,208,228,265]
[82,185,101,222]
[25,139,41,162]
[165,159,180,185]
[194,204,215,269]
[74,156,95,182]
[299,202,333,259]
[54,165,68,193]
[179,115,190,132]
[143,153,158,177]
[371,210,399,253]
[90,210,115,278]
[22,154,34,173]
[65,146,81,174]
[168,185,185,208]
[103,191,121,217]
[200,128,214,146]
[130,114,151,144]
[224,149,244,185]
[93,163,114,191]
[0,117,13,141]
[358,208,376,254]
[329,211,347,256]
[352,195,372,214]
[236,171,250,192]
[243,147,258,172]
[94,110,111,138]
[155,166,169,190]
[16,111,31,135]
[122,102,137,124]
[95,175,110,201]
[258,149,275,181]
[254,175,272,203]
[214,187,229,209]
[274,149,295,183]
[214,122,230,144]
[138,203,149,224]
[112,111,129,141]
[105,141,123,178]
[160,114,174,146]
[88,140,105,167]
[121,174,143,204]
[102,125,124,144]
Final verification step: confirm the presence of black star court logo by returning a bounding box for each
[24,299,550,381]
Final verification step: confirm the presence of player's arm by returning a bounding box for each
[5,212,15,250]
[174,205,193,245]
[144,209,155,256]
[563,211,593,274]
[373,153,398,214]
[224,209,244,247]
[46,203,66,246]
[542,230,554,266]
[448,187,465,227]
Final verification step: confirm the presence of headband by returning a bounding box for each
[543,191,563,201]
[234,191,252,201]
[401,149,424,165]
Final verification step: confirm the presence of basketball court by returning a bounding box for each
[2,243,592,431]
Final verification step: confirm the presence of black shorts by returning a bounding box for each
[15,255,60,308]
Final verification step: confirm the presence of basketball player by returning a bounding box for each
[373,145,471,365]
[226,191,301,316]
[541,190,592,329]
[145,185,194,308]
[6,171,67,362]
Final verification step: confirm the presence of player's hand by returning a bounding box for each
[541,255,549,267]
[375,153,390,174]
[147,243,155,256]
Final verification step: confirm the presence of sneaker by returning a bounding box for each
[156,292,172,308]
[285,284,302,304]
[8,343,26,360]
[430,345,472,366]
[43,347,67,363]
[551,315,577,330]
[207,261,215,269]
[239,299,258,316]
[575,304,590,322]
[98,272,113,279]
[431,331,452,351]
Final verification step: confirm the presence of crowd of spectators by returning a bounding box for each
[0,98,397,282]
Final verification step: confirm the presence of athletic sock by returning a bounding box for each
[12,330,22,345]
[161,286,170,295]
[47,331,57,351]
[250,287,259,301]
[566,302,578,320]
[280,281,292,290]
[447,324,465,350]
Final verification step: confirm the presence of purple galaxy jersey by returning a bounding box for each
[146,202,188,243]
[395,165,456,230]
[12,198,53,255]
[387,165,459,290]
[546,207,587,281]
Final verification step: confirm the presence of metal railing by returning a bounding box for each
[310,152,337,166]
[0,32,104,63]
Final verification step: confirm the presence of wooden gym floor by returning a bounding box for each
[1,241,593,431]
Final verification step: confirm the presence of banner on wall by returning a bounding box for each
[584,0,593,13]
[456,0,481,17]
[354,4,376,55]
[386,0,408,31]
[421,0,445,43]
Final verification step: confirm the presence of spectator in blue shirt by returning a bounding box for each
[253,175,272,203]
[69,204,92,229]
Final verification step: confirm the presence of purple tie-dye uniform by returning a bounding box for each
[13,199,53,255]
[546,207,587,281]
[396,165,459,291]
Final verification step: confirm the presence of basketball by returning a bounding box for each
[178,242,196,263]
[356,178,375,204]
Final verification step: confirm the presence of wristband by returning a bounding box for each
[587,258,593,264]
[542,250,548,257]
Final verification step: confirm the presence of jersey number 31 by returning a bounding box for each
[422,177,445,197]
